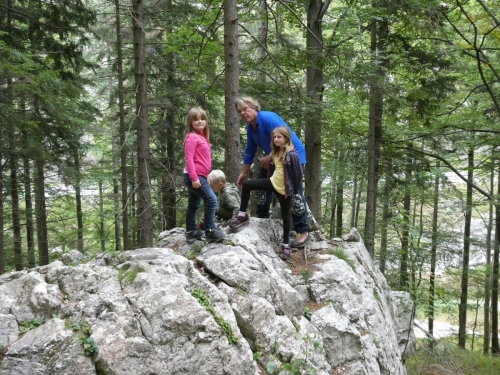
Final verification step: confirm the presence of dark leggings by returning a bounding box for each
[240,178,291,244]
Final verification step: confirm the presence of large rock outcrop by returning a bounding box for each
[0,220,415,374]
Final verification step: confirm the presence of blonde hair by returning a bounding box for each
[184,107,210,142]
[270,126,294,161]
[234,96,261,112]
[208,169,227,185]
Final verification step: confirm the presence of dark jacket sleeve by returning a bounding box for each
[290,151,303,194]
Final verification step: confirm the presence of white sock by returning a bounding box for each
[238,211,246,216]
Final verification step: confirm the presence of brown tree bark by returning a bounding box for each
[132,0,153,248]
[223,0,241,183]
[115,0,129,250]
[34,157,49,265]
[428,161,440,345]
[458,147,474,348]
[304,0,330,226]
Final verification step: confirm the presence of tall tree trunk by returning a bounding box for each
[115,0,129,250]
[11,154,23,270]
[223,0,240,182]
[304,0,329,225]
[428,160,440,344]
[350,171,358,229]
[329,172,337,239]
[22,132,35,268]
[379,160,393,275]
[491,159,500,354]
[74,151,84,254]
[335,174,344,237]
[34,158,49,265]
[109,73,122,251]
[162,109,177,230]
[399,149,411,291]
[132,0,153,247]
[99,180,106,252]
[364,12,388,258]
[483,155,494,354]
[0,149,4,274]
[458,147,473,348]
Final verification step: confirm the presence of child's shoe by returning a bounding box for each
[279,244,291,260]
[186,229,205,244]
[205,229,226,243]
[290,232,309,248]
[229,213,250,229]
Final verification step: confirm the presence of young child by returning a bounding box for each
[229,126,303,260]
[182,107,226,243]
[208,169,240,224]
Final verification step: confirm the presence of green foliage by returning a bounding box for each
[191,289,239,345]
[299,269,312,283]
[328,248,355,270]
[405,339,500,375]
[265,332,322,375]
[117,266,142,285]
[303,307,313,321]
[19,318,44,334]
[70,321,98,357]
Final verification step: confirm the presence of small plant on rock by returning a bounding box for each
[70,321,99,356]
[19,318,44,334]
[328,248,355,269]
[191,289,239,345]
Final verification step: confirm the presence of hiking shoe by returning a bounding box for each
[279,244,291,260]
[290,232,309,248]
[206,229,226,243]
[186,229,205,244]
[229,213,250,229]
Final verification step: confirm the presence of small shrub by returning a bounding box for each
[328,248,355,269]
[19,318,44,334]
[191,289,239,345]
[70,321,98,356]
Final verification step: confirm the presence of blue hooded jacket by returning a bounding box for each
[242,111,307,165]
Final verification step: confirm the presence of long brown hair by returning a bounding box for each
[184,107,210,142]
[270,126,294,162]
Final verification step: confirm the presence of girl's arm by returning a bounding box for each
[184,133,200,184]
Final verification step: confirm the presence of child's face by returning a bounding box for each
[192,116,207,132]
[273,133,287,148]
[210,182,225,193]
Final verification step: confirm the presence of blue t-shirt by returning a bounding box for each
[242,110,307,165]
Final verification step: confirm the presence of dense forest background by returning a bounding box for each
[1,0,499,356]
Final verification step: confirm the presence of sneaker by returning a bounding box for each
[290,232,309,248]
[279,244,291,260]
[229,213,250,229]
[186,229,205,244]
[206,229,226,243]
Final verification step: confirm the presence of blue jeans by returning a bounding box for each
[256,166,309,234]
[183,173,217,232]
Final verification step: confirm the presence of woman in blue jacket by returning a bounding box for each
[230,126,303,260]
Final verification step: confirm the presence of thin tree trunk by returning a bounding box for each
[74,152,84,254]
[34,157,49,265]
[99,180,105,252]
[0,149,3,274]
[364,11,387,258]
[399,149,411,291]
[304,0,328,226]
[335,174,344,237]
[379,160,393,275]
[350,171,358,229]
[223,0,240,182]
[458,147,473,348]
[483,155,494,354]
[132,0,153,247]
[491,160,500,354]
[428,160,440,345]
[109,72,121,251]
[115,0,129,250]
